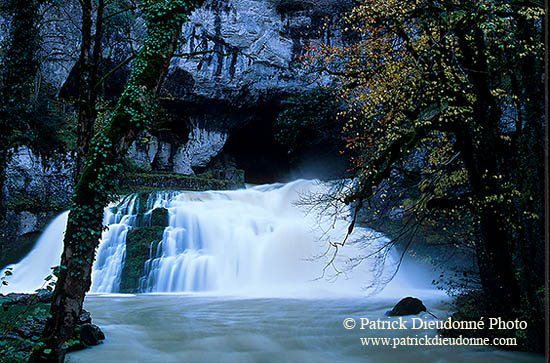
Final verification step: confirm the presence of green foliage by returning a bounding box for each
[0,1,71,159]
[104,0,138,35]
[0,0,42,145]
[306,0,544,351]
[275,89,342,159]
[33,2,203,358]
[0,292,51,362]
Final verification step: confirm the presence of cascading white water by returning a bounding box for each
[1,180,397,297]
[1,195,139,294]
[90,194,139,292]
[138,180,394,296]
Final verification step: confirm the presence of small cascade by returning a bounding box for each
[90,194,139,292]
[1,180,396,296]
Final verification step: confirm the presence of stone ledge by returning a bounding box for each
[119,170,245,193]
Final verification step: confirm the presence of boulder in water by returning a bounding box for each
[78,323,106,346]
[388,297,427,316]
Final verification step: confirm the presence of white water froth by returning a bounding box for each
[1,180,407,297]
[90,195,139,292]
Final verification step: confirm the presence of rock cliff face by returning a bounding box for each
[139,0,350,178]
[5,0,349,98]
[2,147,74,214]
[0,0,351,261]
[168,0,344,103]
[0,148,74,268]
[1,0,350,219]
[52,0,350,178]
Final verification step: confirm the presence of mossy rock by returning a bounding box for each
[119,170,245,194]
[5,194,68,214]
[119,226,165,292]
[150,207,168,226]
[69,323,106,351]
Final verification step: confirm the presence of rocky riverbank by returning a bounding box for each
[0,290,104,360]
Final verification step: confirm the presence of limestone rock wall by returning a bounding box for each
[1,147,74,237]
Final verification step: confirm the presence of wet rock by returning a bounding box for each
[17,211,39,235]
[120,226,165,293]
[2,290,53,306]
[35,290,54,303]
[127,134,159,170]
[153,142,173,171]
[78,310,92,325]
[2,293,32,305]
[388,297,427,316]
[2,146,74,209]
[150,208,169,227]
[78,323,106,346]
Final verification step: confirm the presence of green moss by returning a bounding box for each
[150,208,168,226]
[119,170,245,195]
[0,232,41,270]
[0,300,50,328]
[5,195,68,214]
[119,226,164,292]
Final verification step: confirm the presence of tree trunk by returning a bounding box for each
[29,1,202,360]
[75,0,105,180]
[453,25,522,317]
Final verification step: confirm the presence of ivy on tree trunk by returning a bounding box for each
[75,0,106,180]
[29,1,202,361]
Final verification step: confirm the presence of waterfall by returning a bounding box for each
[1,180,395,296]
[90,194,139,292]
[0,211,69,293]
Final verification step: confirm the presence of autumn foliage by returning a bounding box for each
[304,0,545,351]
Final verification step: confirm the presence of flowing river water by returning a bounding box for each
[66,294,543,362]
[1,180,544,362]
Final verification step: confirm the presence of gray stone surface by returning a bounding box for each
[127,134,159,170]
[16,212,38,236]
[2,147,75,208]
[1,0,347,98]
[166,0,349,104]
[1,1,143,89]
[2,0,352,190]
[173,120,229,175]
[1,147,74,240]
[154,142,173,171]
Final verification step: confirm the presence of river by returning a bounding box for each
[67,294,543,362]
[2,180,544,362]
